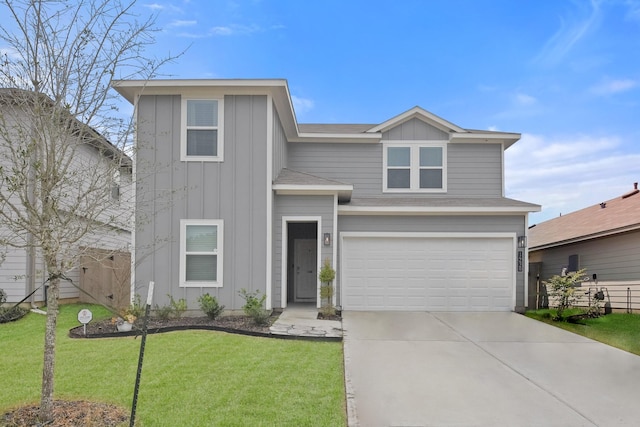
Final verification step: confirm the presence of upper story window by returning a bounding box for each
[179,219,224,287]
[181,98,224,161]
[383,141,447,192]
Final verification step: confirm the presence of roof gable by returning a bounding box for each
[529,184,640,249]
[367,106,465,134]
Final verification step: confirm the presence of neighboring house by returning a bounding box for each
[529,183,640,310]
[114,79,540,312]
[0,88,133,305]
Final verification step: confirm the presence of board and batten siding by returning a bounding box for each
[337,215,527,308]
[531,231,640,283]
[272,195,335,308]
[381,117,449,140]
[288,122,504,198]
[272,106,288,180]
[135,94,269,310]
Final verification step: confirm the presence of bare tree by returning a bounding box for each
[0,0,175,422]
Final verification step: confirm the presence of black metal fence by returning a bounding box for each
[537,281,640,313]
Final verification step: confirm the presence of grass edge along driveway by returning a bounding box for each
[526,309,640,356]
[0,304,347,426]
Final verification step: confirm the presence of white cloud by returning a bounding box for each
[505,132,640,224]
[0,47,21,60]
[533,0,602,66]
[493,91,543,120]
[291,95,314,115]
[514,93,537,106]
[590,78,638,96]
[144,3,164,10]
[210,24,260,36]
[168,20,197,28]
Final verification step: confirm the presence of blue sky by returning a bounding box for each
[138,0,639,224]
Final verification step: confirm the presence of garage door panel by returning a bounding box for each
[342,236,514,311]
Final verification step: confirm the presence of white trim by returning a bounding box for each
[265,95,274,309]
[272,184,353,193]
[339,231,517,311]
[130,94,139,302]
[280,216,322,309]
[501,142,506,197]
[338,205,540,215]
[450,132,520,149]
[382,141,448,193]
[290,133,381,143]
[332,194,338,308]
[180,97,225,162]
[179,219,224,287]
[523,214,529,309]
[367,106,465,134]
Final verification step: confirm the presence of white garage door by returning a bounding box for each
[341,234,514,311]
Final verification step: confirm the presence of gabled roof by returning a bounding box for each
[367,106,466,134]
[0,88,132,169]
[529,183,640,250]
[113,79,520,147]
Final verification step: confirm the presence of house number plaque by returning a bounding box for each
[517,251,523,272]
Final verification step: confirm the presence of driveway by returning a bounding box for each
[343,311,640,427]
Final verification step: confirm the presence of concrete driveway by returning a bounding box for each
[343,311,640,427]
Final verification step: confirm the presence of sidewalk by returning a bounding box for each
[270,304,342,340]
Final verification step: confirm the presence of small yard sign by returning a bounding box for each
[78,309,93,336]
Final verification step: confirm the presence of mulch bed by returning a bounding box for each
[69,314,279,339]
[2,400,129,427]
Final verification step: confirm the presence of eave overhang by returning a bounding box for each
[338,204,540,216]
[112,78,300,140]
[273,184,353,203]
[530,223,640,252]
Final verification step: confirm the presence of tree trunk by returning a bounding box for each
[39,276,59,423]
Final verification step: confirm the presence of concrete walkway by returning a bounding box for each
[269,304,342,339]
[343,311,640,427]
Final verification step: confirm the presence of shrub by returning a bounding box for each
[238,288,271,326]
[0,288,28,323]
[544,268,587,321]
[168,295,188,318]
[153,304,173,322]
[198,294,225,320]
[318,258,336,316]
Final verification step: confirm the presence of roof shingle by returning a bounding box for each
[529,184,640,249]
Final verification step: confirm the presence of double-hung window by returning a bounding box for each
[383,141,446,192]
[181,98,224,161]
[180,219,224,287]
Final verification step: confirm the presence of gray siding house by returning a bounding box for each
[114,79,540,312]
[529,183,640,310]
[0,89,132,305]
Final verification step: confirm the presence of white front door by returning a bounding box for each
[294,239,317,302]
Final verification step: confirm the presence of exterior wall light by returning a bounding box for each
[517,236,527,248]
[323,233,331,246]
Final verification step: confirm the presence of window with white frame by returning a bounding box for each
[383,142,446,192]
[180,219,223,287]
[181,98,224,161]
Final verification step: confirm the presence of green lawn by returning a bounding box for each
[0,304,346,426]
[526,309,640,356]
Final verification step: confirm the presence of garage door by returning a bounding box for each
[341,234,514,311]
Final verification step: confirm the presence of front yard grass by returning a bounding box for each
[526,309,640,356]
[0,303,346,426]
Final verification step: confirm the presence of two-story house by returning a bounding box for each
[0,88,133,306]
[114,79,540,312]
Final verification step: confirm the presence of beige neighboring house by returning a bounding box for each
[529,183,640,311]
[0,88,133,306]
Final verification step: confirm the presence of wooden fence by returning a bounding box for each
[79,248,131,310]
